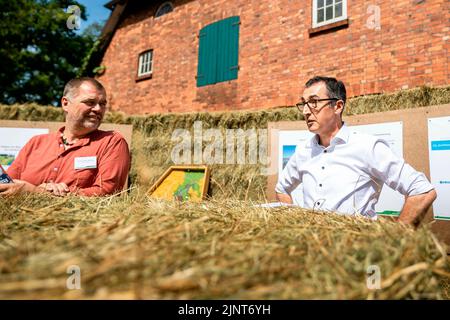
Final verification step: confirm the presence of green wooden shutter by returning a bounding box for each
[197,16,240,87]
[216,16,240,83]
[197,23,218,87]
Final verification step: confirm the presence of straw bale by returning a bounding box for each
[0,85,449,200]
[0,191,448,299]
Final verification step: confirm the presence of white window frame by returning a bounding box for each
[155,1,174,18]
[138,50,153,77]
[312,0,347,28]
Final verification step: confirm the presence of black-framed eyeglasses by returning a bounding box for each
[296,98,339,113]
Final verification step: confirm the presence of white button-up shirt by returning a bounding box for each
[275,123,434,218]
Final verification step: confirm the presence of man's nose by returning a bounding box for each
[302,105,311,115]
[92,103,102,112]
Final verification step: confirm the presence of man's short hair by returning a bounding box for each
[305,76,347,106]
[63,77,105,100]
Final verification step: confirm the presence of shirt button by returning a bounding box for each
[316,202,321,206]
[53,167,58,171]
[322,166,325,170]
[319,184,323,187]
[60,144,63,147]
[324,150,327,153]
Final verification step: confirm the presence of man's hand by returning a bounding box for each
[398,189,437,227]
[0,180,40,196]
[276,192,293,204]
[39,182,70,197]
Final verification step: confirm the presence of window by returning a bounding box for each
[137,50,153,78]
[155,2,173,18]
[312,0,347,28]
[196,16,240,87]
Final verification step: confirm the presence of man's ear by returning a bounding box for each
[335,100,345,116]
[61,96,70,112]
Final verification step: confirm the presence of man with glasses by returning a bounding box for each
[275,76,436,226]
[0,77,130,197]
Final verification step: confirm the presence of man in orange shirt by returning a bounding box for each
[0,77,130,197]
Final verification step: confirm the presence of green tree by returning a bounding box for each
[82,21,104,40]
[0,0,97,106]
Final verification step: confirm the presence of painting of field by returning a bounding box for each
[0,154,15,166]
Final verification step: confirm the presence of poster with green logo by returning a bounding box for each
[428,116,450,220]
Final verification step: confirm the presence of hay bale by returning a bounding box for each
[0,191,448,299]
[0,103,65,122]
[345,86,450,116]
[1,85,450,200]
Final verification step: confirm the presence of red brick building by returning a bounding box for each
[96,0,449,114]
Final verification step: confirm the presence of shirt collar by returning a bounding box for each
[57,126,93,147]
[332,122,350,145]
[308,122,349,148]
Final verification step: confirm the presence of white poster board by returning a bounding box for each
[427,116,450,220]
[277,122,404,215]
[0,128,49,170]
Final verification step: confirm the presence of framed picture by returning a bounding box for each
[147,166,210,202]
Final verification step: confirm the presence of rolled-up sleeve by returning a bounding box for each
[368,139,434,196]
[275,150,302,195]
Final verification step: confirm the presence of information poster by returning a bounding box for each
[278,130,314,206]
[277,122,404,215]
[0,128,49,170]
[427,116,450,220]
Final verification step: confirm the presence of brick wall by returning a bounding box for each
[98,0,449,114]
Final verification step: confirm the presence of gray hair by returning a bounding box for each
[63,77,105,100]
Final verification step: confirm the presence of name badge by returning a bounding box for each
[74,156,97,170]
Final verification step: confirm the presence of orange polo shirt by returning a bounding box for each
[7,127,131,196]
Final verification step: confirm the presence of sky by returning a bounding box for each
[76,0,112,33]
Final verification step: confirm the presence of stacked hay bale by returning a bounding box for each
[1,87,449,299]
[1,85,449,201]
[0,192,448,299]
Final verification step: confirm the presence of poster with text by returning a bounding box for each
[277,122,404,214]
[0,128,49,170]
[428,116,450,220]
